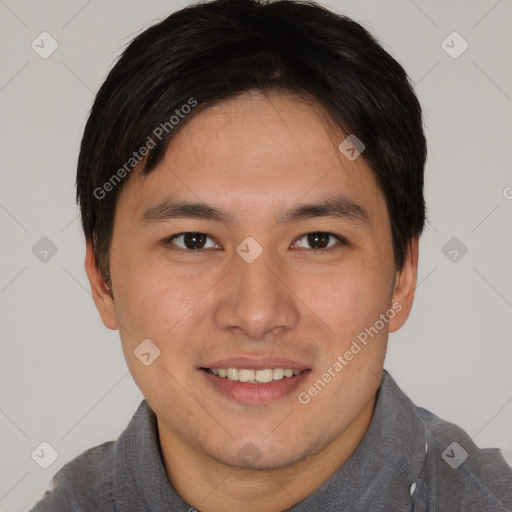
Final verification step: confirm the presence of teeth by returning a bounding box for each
[238,369,255,382]
[273,368,285,380]
[208,367,303,383]
[227,368,238,380]
[255,369,273,383]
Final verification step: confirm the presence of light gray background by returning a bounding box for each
[0,0,511,510]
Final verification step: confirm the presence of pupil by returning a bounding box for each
[308,232,329,249]
[184,233,206,249]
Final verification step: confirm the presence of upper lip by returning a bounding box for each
[200,357,310,371]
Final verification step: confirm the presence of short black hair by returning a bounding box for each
[77,0,426,286]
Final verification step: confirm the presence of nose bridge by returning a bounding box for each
[238,252,277,301]
[213,243,299,340]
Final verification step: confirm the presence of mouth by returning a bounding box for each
[204,367,304,383]
[199,366,311,404]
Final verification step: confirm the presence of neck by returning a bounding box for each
[158,397,376,512]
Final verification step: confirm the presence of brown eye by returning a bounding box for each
[294,232,342,250]
[168,233,217,250]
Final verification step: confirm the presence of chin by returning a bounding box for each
[208,438,321,472]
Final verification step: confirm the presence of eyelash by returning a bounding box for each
[164,232,347,252]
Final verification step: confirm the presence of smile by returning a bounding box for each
[200,366,311,404]
[205,367,302,383]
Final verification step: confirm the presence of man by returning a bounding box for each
[31,0,512,510]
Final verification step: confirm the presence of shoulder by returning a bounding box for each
[416,406,512,511]
[29,441,116,511]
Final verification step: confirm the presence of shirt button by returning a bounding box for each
[410,482,417,496]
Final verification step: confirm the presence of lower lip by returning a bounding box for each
[200,369,311,404]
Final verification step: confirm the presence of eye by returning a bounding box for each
[293,232,344,250]
[167,232,219,250]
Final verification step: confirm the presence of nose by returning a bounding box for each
[213,246,300,341]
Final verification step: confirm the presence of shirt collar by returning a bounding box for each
[112,399,189,511]
[289,370,430,510]
[111,370,429,511]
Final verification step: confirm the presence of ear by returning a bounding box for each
[84,241,118,330]
[388,237,419,333]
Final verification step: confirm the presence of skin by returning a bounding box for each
[85,91,418,512]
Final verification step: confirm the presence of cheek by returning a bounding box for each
[111,258,212,406]
[295,262,392,342]
[110,244,211,339]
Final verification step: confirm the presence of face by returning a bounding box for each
[86,91,417,471]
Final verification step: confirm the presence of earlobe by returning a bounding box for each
[388,238,419,333]
[84,241,118,331]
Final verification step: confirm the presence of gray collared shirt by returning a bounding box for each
[30,371,512,511]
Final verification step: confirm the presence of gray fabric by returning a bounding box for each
[30,370,512,511]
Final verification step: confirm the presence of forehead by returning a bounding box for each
[117,91,385,224]
[167,91,345,170]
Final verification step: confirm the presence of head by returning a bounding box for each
[80,0,425,471]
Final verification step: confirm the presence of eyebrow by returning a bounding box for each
[139,196,370,226]
[140,200,235,224]
[278,196,369,225]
